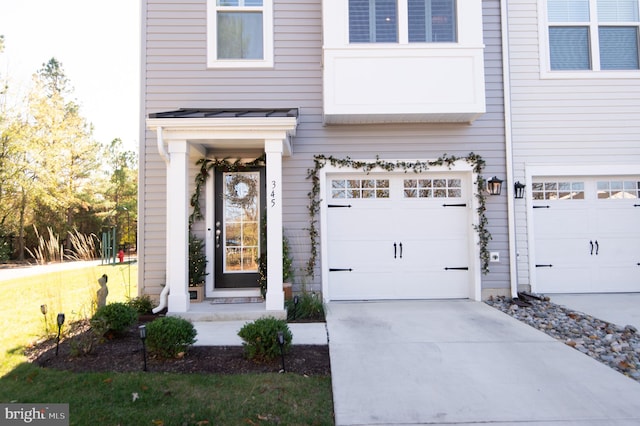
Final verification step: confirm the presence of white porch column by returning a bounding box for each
[265,139,284,311]
[166,140,190,313]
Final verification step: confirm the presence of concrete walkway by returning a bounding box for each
[0,260,131,282]
[326,300,640,426]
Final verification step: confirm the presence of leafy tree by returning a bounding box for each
[0,53,138,261]
[105,138,138,250]
[27,59,102,251]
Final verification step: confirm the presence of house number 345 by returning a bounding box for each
[270,180,277,207]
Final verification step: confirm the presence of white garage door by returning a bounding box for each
[532,177,640,293]
[327,172,472,300]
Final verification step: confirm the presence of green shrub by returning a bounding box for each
[91,302,138,334]
[0,235,11,261]
[126,295,154,315]
[145,316,197,358]
[238,317,292,361]
[286,291,325,322]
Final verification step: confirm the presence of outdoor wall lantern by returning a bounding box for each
[139,325,148,371]
[55,313,65,356]
[514,181,526,199]
[277,330,286,373]
[487,176,503,196]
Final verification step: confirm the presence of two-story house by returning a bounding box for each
[140,0,513,316]
[505,0,640,295]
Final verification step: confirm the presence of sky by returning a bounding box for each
[0,0,140,152]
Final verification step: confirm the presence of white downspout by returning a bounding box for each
[152,125,170,313]
[501,0,519,299]
[156,126,170,165]
[152,284,170,314]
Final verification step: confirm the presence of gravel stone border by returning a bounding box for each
[486,295,640,382]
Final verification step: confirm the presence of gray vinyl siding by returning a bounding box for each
[507,0,640,287]
[141,0,509,298]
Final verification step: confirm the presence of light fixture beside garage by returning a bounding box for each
[487,176,503,196]
[514,181,526,199]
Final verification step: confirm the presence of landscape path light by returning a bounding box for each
[40,304,48,334]
[277,330,286,373]
[55,313,65,356]
[139,325,147,371]
[292,295,299,321]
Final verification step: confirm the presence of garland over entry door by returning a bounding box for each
[327,172,472,300]
[214,169,265,288]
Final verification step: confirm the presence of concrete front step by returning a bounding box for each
[167,302,286,322]
[209,297,264,304]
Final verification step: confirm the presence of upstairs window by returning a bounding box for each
[207,0,273,68]
[408,0,456,42]
[547,0,640,71]
[349,0,457,44]
[349,0,398,42]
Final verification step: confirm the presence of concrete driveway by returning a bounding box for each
[326,300,640,425]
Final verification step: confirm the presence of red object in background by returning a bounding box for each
[118,249,125,263]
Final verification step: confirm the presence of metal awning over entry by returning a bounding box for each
[149,108,299,119]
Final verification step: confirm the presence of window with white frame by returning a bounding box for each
[546,0,640,71]
[349,0,457,43]
[207,0,273,68]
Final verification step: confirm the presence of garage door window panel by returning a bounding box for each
[532,181,585,200]
[403,178,462,198]
[597,180,640,198]
[331,179,390,199]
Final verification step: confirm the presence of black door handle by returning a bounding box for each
[394,243,397,259]
[590,240,593,255]
[399,242,403,259]
[595,240,599,255]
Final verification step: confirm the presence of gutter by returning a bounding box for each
[501,0,519,299]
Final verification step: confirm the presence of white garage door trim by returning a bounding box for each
[526,164,640,294]
[319,160,482,302]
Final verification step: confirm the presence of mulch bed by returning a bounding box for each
[25,320,331,376]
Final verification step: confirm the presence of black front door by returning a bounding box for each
[214,168,265,288]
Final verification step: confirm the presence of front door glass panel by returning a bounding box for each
[223,171,260,273]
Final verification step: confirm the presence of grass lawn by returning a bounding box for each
[0,262,334,425]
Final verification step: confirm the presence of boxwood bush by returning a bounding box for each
[91,302,138,334]
[146,316,197,358]
[126,295,154,315]
[238,317,292,361]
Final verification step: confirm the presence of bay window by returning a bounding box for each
[349,0,457,44]
[547,0,640,71]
